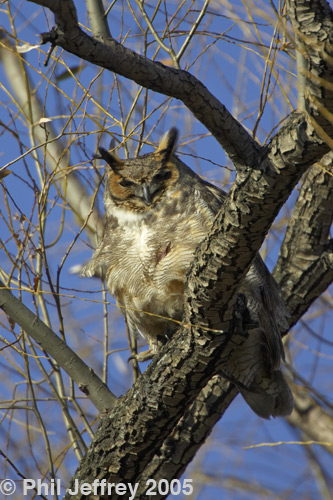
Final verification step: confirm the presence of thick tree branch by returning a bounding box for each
[288,0,333,139]
[274,155,333,327]
[135,377,237,498]
[28,0,260,172]
[184,108,331,336]
[0,279,117,412]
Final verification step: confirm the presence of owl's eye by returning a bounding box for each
[119,179,134,188]
[153,170,172,183]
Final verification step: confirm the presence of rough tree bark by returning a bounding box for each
[275,154,333,328]
[3,0,333,498]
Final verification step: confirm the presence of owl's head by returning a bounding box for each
[99,128,179,212]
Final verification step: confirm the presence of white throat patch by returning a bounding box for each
[110,205,148,224]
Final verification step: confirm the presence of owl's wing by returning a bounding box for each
[80,239,112,279]
[199,178,227,212]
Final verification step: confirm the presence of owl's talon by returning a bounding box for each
[128,349,156,363]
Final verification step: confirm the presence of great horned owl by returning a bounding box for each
[81,128,293,418]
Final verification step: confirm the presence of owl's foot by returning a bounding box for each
[128,349,156,363]
[128,336,168,363]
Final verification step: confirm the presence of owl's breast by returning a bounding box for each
[105,193,214,323]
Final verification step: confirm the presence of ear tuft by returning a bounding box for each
[98,147,124,172]
[156,128,178,161]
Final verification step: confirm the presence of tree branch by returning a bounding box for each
[135,377,237,498]
[28,0,260,171]
[287,0,333,139]
[85,0,112,40]
[0,279,117,412]
[274,154,333,328]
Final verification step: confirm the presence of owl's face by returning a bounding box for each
[99,129,179,212]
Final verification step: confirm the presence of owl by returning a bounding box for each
[81,128,293,418]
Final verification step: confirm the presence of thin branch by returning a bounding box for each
[133,0,180,68]
[0,36,103,241]
[296,37,307,112]
[176,0,211,63]
[287,381,333,455]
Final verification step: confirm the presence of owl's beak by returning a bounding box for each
[142,184,152,205]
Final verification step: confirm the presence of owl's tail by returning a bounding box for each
[237,369,293,419]
[221,327,293,419]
